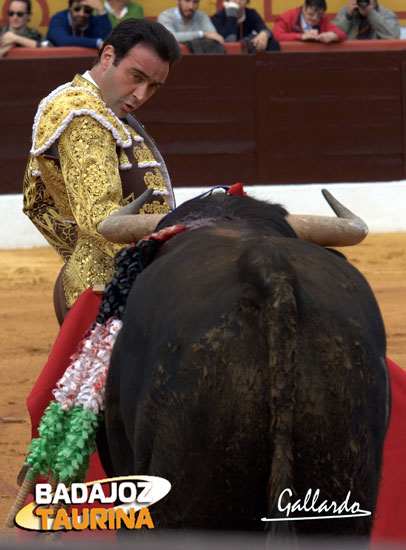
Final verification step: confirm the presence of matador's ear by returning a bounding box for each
[100,44,115,67]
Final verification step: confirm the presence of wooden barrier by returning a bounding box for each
[4,39,406,58]
[1,43,406,193]
[3,42,244,58]
[4,46,99,58]
[279,39,406,52]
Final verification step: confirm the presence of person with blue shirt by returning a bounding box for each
[47,0,112,49]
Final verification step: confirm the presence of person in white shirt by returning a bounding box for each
[158,0,226,53]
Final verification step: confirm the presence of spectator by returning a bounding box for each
[158,0,225,54]
[212,0,280,52]
[0,0,50,57]
[333,1,400,40]
[273,0,346,43]
[47,0,112,49]
[104,0,144,28]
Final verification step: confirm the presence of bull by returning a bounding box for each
[97,188,390,537]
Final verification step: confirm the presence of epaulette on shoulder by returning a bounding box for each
[30,82,132,156]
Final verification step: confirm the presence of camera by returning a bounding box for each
[356,0,370,7]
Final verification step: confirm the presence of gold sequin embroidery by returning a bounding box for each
[133,141,158,166]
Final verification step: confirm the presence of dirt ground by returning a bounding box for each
[0,234,405,540]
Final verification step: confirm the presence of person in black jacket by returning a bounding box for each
[211,0,279,51]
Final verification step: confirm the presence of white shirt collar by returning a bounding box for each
[82,70,99,89]
[104,0,128,19]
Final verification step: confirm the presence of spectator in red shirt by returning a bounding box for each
[273,0,346,43]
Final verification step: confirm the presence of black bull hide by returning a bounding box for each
[99,193,391,536]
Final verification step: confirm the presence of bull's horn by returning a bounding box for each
[98,213,164,244]
[286,189,368,247]
[98,189,163,244]
[110,188,154,217]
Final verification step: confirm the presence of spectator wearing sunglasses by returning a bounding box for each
[47,0,112,48]
[0,0,50,57]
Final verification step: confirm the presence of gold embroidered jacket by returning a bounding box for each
[23,74,174,308]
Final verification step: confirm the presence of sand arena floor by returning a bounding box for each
[0,234,405,540]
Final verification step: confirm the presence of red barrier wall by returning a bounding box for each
[3,42,245,58]
[5,39,406,58]
[1,44,406,193]
[5,46,99,58]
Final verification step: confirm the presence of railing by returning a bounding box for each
[4,39,406,58]
[4,46,99,58]
[279,38,406,52]
[3,43,243,58]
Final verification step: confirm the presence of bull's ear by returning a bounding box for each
[285,189,368,247]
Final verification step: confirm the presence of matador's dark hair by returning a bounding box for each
[96,18,181,68]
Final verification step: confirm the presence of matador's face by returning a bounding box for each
[97,43,169,119]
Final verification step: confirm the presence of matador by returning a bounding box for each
[23,19,181,323]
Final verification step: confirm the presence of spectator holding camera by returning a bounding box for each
[273,0,346,43]
[333,0,399,39]
[211,0,280,52]
[0,0,50,57]
[47,0,112,48]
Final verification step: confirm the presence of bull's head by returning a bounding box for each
[98,188,368,248]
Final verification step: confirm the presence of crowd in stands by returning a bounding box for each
[0,0,402,57]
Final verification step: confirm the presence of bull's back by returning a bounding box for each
[105,225,388,532]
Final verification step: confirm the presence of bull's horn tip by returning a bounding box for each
[321,188,332,200]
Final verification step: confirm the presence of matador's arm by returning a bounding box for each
[57,115,126,258]
[23,156,77,262]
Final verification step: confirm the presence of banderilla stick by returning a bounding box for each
[5,470,38,528]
